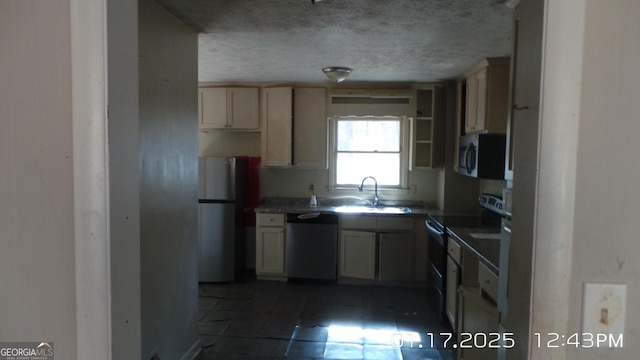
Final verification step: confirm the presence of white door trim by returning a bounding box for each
[70,0,112,359]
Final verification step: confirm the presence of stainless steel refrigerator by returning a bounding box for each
[198,157,244,282]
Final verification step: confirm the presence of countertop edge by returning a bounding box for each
[254,205,430,216]
[447,227,503,275]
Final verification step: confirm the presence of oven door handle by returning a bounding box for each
[425,220,444,236]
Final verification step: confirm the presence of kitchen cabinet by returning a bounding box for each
[330,88,412,98]
[293,88,327,168]
[446,239,462,329]
[370,89,413,98]
[262,87,292,166]
[463,58,510,134]
[256,213,286,276]
[413,84,444,169]
[446,255,460,328]
[331,88,371,97]
[261,87,327,168]
[478,262,499,303]
[339,215,414,282]
[339,230,376,280]
[199,87,259,130]
[457,287,499,360]
[379,232,413,281]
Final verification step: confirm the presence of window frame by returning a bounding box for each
[328,115,412,191]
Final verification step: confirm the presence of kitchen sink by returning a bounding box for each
[333,205,412,214]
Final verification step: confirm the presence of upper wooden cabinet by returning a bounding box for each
[199,87,259,131]
[463,58,510,134]
[261,87,327,168]
[293,88,327,168]
[262,87,292,166]
[413,84,444,169]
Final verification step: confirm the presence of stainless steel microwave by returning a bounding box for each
[457,133,506,179]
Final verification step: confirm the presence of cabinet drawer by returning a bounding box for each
[257,213,285,227]
[447,239,462,264]
[340,215,377,230]
[377,216,413,231]
[478,262,499,303]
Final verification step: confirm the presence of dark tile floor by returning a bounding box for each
[195,275,456,360]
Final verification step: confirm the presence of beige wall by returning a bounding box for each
[1,0,116,357]
[108,0,142,358]
[0,1,78,359]
[566,0,640,358]
[530,0,640,359]
[138,0,200,358]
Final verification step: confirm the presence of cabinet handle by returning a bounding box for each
[513,104,529,111]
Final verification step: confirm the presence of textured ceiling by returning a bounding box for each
[156,0,514,83]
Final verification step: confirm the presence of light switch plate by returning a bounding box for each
[582,282,626,345]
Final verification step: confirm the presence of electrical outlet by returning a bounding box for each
[582,282,626,346]
[308,183,315,193]
[409,184,417,193]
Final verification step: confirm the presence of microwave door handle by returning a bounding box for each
[464,144,473,174]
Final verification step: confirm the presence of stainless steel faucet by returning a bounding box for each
[358,176,379,206]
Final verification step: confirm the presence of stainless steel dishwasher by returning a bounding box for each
[286,212,338,280]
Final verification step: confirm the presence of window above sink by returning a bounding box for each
[329,115,411,190]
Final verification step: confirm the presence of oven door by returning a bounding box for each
[426,219,447,321]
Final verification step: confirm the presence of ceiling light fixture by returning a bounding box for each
[322,66,353,83]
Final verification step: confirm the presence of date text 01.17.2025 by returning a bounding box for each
[391,332,515,349]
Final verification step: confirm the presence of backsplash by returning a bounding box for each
[259,167,440,203]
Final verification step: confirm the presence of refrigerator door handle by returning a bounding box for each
[228,157,236,199]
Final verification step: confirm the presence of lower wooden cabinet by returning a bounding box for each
[457,287,499,360]
[446,255,460,329]
[256,213,286,276]
[379,232,413,281]
[255,213,419,283]
[256,227,285,275]
[339,230,376,280]
[339,215,416,282]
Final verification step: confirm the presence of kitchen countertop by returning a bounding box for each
[254,197,431,216]
[447,226,504,274]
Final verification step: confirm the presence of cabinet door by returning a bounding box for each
[465,74,478,133]
[293,88,327,168]
[465,68,489,133]
[262,87,292,166]
[339,230,376,280]
[474,68,488,132]
[228,87,259,129]
[457,287,499,360]
[199,88,227,129]
[445,256,460,329]
[256,227,285,275]
[379,232,412,282]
